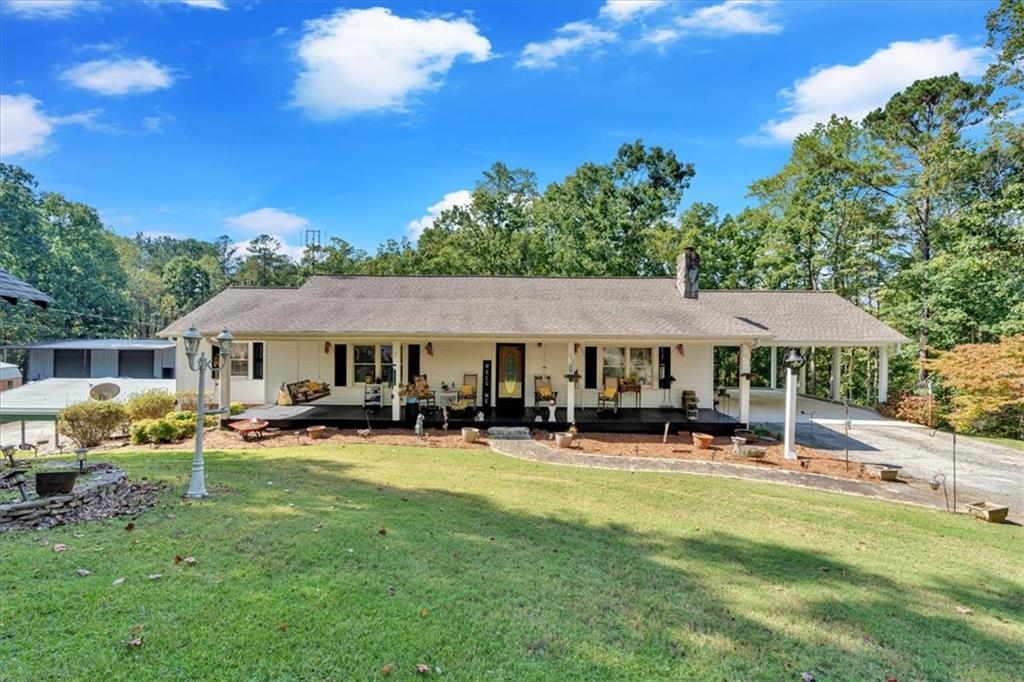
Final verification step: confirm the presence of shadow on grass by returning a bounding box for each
[5,448,1022,681]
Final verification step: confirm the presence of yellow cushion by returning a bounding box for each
[602,386,617,400]
[307,381,322,392]
[537,386,552,398]
[461,384,475,395]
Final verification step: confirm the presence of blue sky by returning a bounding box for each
[1,0,995,258]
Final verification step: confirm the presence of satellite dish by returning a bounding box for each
[90,382,121,401]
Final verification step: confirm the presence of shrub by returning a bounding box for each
[144,418,179,444]
[175,390,217,412]
[879,392,943,428]
[58,401,129,448]
[125,389,176,421]
[229,401,244,416]
[130,419,154,445]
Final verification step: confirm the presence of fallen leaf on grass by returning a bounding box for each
[130,623,144,635]
[148,574,162,581]
[112,577,125,587]
[174,554,183,564]
[415,663,430,675]
[165,513,176,520]
[885,676,898,682]
[419,608,428,617]
[800,674,815,682]
[53,544,68,552]
[380,662,395,676]
[124,522,135,532]
[126,637,143,648]
[183,556,197,565]
[75,568,91,577]
[378,528,387,536]
[277,621,288,631]
[956,606,973,615]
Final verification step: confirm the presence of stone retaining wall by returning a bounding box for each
[0,465,127,527]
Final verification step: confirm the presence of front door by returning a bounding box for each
[495,343,526,414]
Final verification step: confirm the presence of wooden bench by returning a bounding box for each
[283,380,331,405]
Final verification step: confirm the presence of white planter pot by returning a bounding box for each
[554,432,574,449]
[461,427,480,444]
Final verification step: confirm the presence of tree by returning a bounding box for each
[986,0,1024,102]
[162,256,214,318]
[864,75,994,381]
[233,235,299,286]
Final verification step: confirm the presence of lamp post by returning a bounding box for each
[182,326,233,499]
[783,348,805,460]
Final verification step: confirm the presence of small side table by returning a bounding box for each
[619,382,642,408]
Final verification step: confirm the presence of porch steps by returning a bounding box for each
[486,427,532,440]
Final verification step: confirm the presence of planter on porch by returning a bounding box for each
[461,427,480,444]
[691,432,714,449]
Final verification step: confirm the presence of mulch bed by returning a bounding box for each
[535,431,877,482]
[149,427,490,452]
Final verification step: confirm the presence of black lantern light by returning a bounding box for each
[783,348,805,372]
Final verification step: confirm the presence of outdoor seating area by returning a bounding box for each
[278,379,331,405]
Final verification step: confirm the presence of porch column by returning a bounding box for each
[392,342,403,422]
[218,346,231,427]
[877,345,889,404]
[798,349,807,394]
[566,343,576,423]
[739,343,751,426]
[830,346,842,401]
[769,346,777,390]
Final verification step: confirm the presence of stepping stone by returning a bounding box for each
[487,427,531,440]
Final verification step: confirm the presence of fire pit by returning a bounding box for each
[36,470,80,496]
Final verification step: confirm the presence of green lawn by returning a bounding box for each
[3,445,1022,681]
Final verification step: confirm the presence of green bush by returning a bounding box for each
[175,390,217,412]
[144,418,179,444]
[58,401,128,448]
[130,419,154,445]
[125,389,176,421]
[229,401,244,416]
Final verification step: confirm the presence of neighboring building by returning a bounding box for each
[158,254,907,431]
[3,339,176,381]
[0,362,22,392]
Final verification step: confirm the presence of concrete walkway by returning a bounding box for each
[489,438,956,514]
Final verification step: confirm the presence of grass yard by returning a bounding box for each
[2,445,1022,681]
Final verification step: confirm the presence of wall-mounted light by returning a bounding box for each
[425,342,434,356]
[675,344,685,356]
[574,343,582,354]
[324,341,331,354]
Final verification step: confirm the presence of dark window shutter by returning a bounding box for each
[407,344,420,383]
[211,344,221,380]
[658,346,671,388]
[584,346,598,389]
[334,344,347,386]
[252,342,264,380]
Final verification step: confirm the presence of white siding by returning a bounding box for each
[173,338,265,405]
[90,349,118,378]
[249,338,715,411]
[27,349,53,381]
[153,347,176,379]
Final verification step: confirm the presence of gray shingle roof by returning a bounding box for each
[1,339,175,351]
[0,268,54,308]
[158,275,908,345]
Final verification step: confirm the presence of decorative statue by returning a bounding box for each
[683,247,700,299]
[547,400,558,422]
[414,413,425,439]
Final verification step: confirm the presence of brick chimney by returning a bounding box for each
[677,247,699,299]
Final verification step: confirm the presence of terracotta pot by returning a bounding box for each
[692,432,714,449]
[35,470,79,496]
[461,427,480,444]
[306,425,327,440]
[554,432,574,449]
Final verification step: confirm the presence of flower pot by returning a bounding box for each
[35,470,79,496]
[306,425,327,440]
[692,432,714,449]
[554,432,574,449]
[868,465,899,481]
[461,427,480,444]
[730,436,747,454]
[738,445,768,459]
[965,501,1009,523]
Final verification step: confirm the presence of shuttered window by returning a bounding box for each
[584,346,597,389]
[333,344,347,387]
[252,342,264,380]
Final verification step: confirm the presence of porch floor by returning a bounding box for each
[234,404,740,436]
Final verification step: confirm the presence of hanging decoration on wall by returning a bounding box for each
[675,344,685,356]
[324,341,331,354]
[574,343,582,354]
[425,342,434,356]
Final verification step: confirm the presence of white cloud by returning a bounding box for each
[756,35,988,143]
[3,0,97,19]
[232,235,305,262]
[142,108,175,132]
[406,189,472,239]
[675,0,781,36]
[643,27,679,46]
[292,7,491,118]
[224,208,311,234]
[0,93,100,156]
[599,0,665,23]
[179,0,227,9]
[517,21,617,70]
[61,58,175,96]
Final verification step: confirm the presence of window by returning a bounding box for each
[602,347,625,385]
[380,344,395,386]
[230,343,249,378]
[629,348,653,385]
[353,345,376,384]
